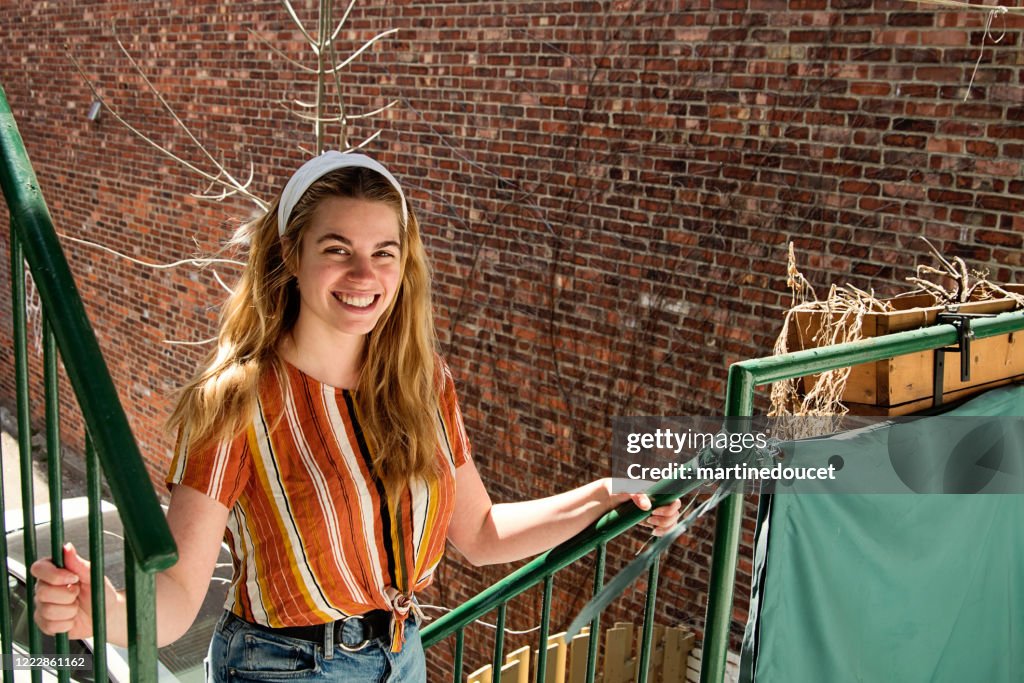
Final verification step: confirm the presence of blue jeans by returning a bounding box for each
[206,612,426,682]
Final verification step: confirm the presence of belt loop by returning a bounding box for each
[324,619,334,660]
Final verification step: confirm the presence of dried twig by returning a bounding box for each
[770,242,889,436]
[67,48,267,212]
[59,233,244,270]
[906,237,1020,307]
[772,238,1023,432]
[70,0,397,212]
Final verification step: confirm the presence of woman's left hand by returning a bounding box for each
[627,493,683,536]
[602,479,683,537]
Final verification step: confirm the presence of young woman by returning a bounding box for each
[31,152,681,682]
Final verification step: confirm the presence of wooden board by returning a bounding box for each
[789,285,1024,413]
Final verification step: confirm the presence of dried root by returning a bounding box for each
[769,238,1022,438]
[906,237,1024,308]
[769,244,885,437]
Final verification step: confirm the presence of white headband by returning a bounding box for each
[277,151,408,236]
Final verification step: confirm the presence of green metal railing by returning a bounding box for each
[699,307,1024,683]
[423,309,1024,682]
[1,81,177,683]
[420,472,699,682]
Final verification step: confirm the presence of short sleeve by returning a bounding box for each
[438,360,472,468]
[166,425,251,509]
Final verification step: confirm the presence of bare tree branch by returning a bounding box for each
[280,0,319,50]
[323,29,399,74]
[248,28,312,72]
[113,34,256,204]
[59,233,244,269]
[67,51,269,211]
[330,0,359,43]
[280,99,397,123]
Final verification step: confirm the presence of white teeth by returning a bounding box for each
[338,293,375,308]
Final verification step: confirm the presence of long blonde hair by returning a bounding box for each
[168,167,440,495]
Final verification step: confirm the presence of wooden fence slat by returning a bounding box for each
[536,632,568,683]
[469,664,493,683]
[605,623,634,683]
[567,628,591,683]
[465,624,698,683]
[644,625,665,682]
[503,646,531,683]
[660,628,694,682]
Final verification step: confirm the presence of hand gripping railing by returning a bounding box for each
[0,81,177,683]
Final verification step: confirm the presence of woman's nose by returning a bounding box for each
[346,255,373,281]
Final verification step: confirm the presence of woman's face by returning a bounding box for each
[292,196,403,341]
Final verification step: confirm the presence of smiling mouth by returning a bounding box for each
[334,292,379,309]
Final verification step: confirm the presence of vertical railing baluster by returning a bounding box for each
[126,547,158,683]
[701,369,756,683]
[43,319,70,683]
[86,432,107,683]
[0,227,13,680]
[452,628,464,683]
[11,231,41,683]
[535,574,554,683]
[584,543,607,683]
[0,389,13,683]
[492,602,507,683]
[636,557,660,683]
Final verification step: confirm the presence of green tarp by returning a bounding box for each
[747,384,1024,683]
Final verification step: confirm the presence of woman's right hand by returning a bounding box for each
[29,543,105,639]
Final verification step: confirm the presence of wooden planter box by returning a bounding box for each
[789,285,1024,415]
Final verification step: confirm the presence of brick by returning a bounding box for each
[945,244,992,262]
[889,13,935,28]
[920,29,969,46]
[876,29,920,45]
[976,230,1024,248]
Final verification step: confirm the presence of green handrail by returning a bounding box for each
[699,308,1024,683]
[1,80,177,683]
[421,474,702,681]
[422,474,700,648]
[0,83,177,573]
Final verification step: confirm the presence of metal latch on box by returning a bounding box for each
[932,311,997,407]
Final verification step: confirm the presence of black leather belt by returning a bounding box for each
[237,610,392,652]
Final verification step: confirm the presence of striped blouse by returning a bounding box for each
[166,357,470,648]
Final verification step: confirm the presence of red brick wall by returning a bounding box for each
[2,0,1022,676]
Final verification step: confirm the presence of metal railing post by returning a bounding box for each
[636,558,660,683]
[535,575,554,682]
[43,320,70,682]
[584,543,606,683]
[125,549,158,683]
[10,229,42,683]
[86,433,108,683]
[700,366,755,683]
